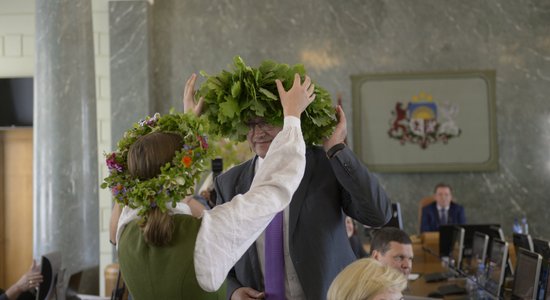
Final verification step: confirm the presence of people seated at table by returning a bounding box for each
[370,227,414,276]
[327,258,407,300]
[420,183,466,232]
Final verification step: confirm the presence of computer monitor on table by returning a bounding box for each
[511,248,542,300]
[533,238,550,260]
[422,227,465,283]
[485,239,509,299]
[464,232,489,277]
[449,226,465,273]
[36,252,61,300]
[439,223,500,257]
[513,233,534,255]
[383,202,403,230]
[533,238,550,300]
[487,225,515,277]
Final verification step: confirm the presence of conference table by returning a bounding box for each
[405,246,470,299]
[405,240,511,300]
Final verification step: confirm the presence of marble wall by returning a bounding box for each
[112,0,550,238]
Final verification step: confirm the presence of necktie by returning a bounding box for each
[264,211,285,300]
[440,208,447,225]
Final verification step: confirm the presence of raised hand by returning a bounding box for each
[182,73,205,116]
[275,73,316,118]
[323,105,347,151]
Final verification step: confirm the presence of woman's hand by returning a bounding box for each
[182,73,205,116]
[275,73,316,118]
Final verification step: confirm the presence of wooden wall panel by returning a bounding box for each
[0,131,4,287]
[0,128,33,288]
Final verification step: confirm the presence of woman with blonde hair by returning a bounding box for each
[327,258,407,300]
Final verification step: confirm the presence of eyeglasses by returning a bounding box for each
[247,120,277,132]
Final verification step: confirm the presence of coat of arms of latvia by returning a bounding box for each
[388,92,461,149]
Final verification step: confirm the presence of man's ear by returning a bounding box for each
[371,250,381,260]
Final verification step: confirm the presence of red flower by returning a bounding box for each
[182,156,192,168]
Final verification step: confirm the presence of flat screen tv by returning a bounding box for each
[0,77,33,127]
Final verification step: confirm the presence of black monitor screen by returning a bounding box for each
[533,238,550,260]
[439,223,500,257]
[513,233,534,256]
[485,239,508,298]
[450,226,465,271]
[465,232,489,276]
[512,249,542,300]
[383,203,403,230]
[0,77,33,127]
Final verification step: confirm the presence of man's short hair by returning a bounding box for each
[370,227,412,255]
[434,182,452,193]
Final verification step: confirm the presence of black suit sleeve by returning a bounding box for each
[329,146,392,227]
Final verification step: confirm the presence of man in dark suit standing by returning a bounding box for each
[216,107,391,300]
[420,183,466,233]
[183,73,392,299]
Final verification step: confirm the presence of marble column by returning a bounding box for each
[109,0,153,145]
[34,0,99,296]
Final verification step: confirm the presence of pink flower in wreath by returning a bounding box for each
[106,153,123,172]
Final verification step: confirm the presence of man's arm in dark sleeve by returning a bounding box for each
[329,146,392,227]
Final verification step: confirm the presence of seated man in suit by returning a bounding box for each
[420,183,466,233]
[370,227,414,276]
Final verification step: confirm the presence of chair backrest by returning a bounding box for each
[418,196,436,234]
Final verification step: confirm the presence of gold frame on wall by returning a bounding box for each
[351,70,498,173]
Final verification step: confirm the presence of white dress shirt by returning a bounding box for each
[116,116,305,292]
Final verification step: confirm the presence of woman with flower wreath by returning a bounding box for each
[107,74,316,300]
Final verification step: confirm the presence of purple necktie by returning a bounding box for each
[264,211,285,300]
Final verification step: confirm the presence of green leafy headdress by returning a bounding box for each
[197,56,337,145]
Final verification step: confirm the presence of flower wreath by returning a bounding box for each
[197,56,337,145]
[100,111,214,218]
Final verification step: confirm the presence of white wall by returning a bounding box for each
[0,0,113,295]
[0,0,34,77]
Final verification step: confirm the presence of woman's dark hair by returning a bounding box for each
[128,132,183,246]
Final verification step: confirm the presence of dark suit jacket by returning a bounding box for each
[349,235,367,259]
[215,146,392,300]
[420,202,466,233]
